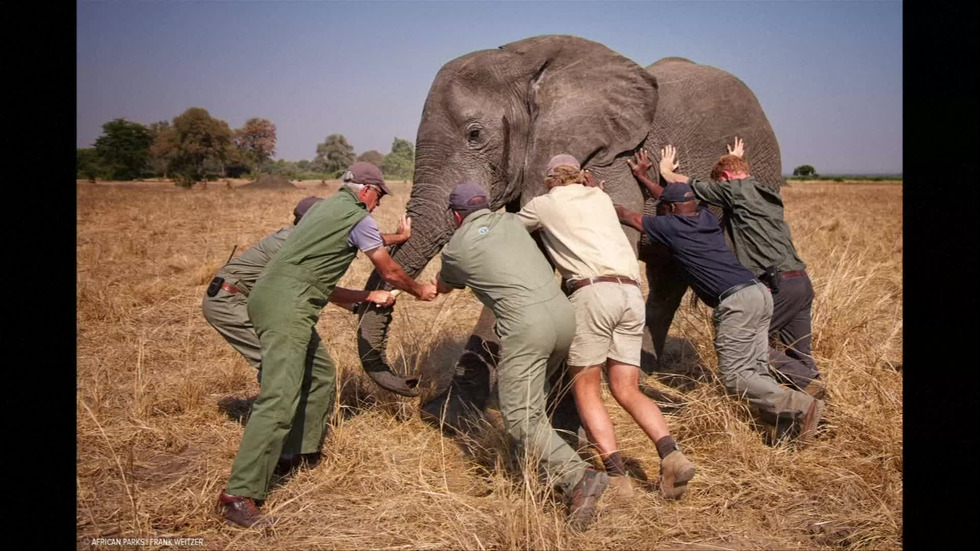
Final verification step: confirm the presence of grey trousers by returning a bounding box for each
[768,272,821,390]
[713,282,814,424]
[495,293,589,495]
[202,288,262,371]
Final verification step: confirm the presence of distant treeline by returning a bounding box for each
[784,175,903,182]
[77,108,415,187]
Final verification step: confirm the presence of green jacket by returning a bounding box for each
[260,187,370,297]
[217,227,293,294]
[440,209,562,326]
[688,176,806,275]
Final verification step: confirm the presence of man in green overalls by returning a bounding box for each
[202,196,403,469]
[434,182,609,531]
[216,163,437,528]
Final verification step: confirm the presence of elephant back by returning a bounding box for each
[646,58,783,190]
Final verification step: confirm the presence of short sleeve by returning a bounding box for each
[438,251,467,289]
[641,215,667,245]
[348,216,384,253]
[688,177,733,208]
[515,197,542,232]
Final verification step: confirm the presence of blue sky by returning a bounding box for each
[77,1,902,175]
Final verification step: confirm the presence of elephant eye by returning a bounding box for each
[468,128,481,141]
[465,123,484,145]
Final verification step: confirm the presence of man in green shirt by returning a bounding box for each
[202,196,405,468]
[216,163,438,529]
[628,140,825,399]
[434,182,609,532]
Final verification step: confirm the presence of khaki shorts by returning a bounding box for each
[566,281,645,368]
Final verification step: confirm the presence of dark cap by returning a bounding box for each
[660,182,696,203]
[344,162,392,195]
[293,196,323,222]
[449,182,489,211]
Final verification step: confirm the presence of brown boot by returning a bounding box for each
[802,379,827,400]
[659,451,696,499]
[607,475,635,498]
[797,398,826,445]
[566,469,609,531]
[216,490,277,529]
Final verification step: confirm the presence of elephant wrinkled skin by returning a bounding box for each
[356,35,783,434]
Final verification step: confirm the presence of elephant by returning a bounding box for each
[354,35,783,434]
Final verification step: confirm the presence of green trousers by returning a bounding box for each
[495,292,588,495]
[202,285,334,459]
[226,274,337,499]
[713,282,814,423]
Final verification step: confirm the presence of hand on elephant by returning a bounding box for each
[627,149,654,180]
[396,214,412,240]
[727,136,745,158]
[367,290,397,308]
[659,145,680,175]
[582,169,605,190]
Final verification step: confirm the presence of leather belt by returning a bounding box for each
[221,281,244,295]
[781,270,806,279]
[566,275,641,294]
[718,279,759,303]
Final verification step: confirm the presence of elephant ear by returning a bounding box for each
[500,35,658,197]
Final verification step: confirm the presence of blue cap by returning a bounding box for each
[660,182,696,203]
[449,182,489,211]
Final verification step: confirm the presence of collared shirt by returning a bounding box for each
[440,209,562,323]
[642,208,756,308]
[516,184,641,282]
[687,176,806,275]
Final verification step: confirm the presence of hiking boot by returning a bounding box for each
[797,398,826,445]
[216,490,277,529]
[659,451,696,499]
[566,469,609,531]
[607,475,635,498]
[802,379,827,400]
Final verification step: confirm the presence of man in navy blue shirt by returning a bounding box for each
[614,183,824,443]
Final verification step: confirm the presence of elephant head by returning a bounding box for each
[356,35,660,395]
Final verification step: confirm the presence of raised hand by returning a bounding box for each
[660,145,680,175]
[727,137,745,158]
[626,149,654,180]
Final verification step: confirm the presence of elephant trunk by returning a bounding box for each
[356,154,461,397]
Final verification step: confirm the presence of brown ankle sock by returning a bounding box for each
[655,436,678,460]
[602,451,628,476]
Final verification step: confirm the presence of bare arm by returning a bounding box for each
[364,246,437,301]
[435,273,455,295]
[614,204,644,233]
[329,287,396,308]
[381,214,412,246]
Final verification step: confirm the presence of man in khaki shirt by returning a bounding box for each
[516,154,696,499]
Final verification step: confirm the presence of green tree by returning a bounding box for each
[76,148,104,181]
[233,118,277,173]
[356,149,385,170]
[383,138,415,180]
[169,107,233,187]
[793,164,818,178]
[312,134,355,175]
[147,121,177,178]
[93,118,152,180]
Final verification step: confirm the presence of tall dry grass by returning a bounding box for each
[76,179,902,549]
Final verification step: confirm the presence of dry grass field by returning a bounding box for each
[76,178,902,550]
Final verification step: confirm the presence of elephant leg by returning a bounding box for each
[641,251,689,374]
[420,307,498,434]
